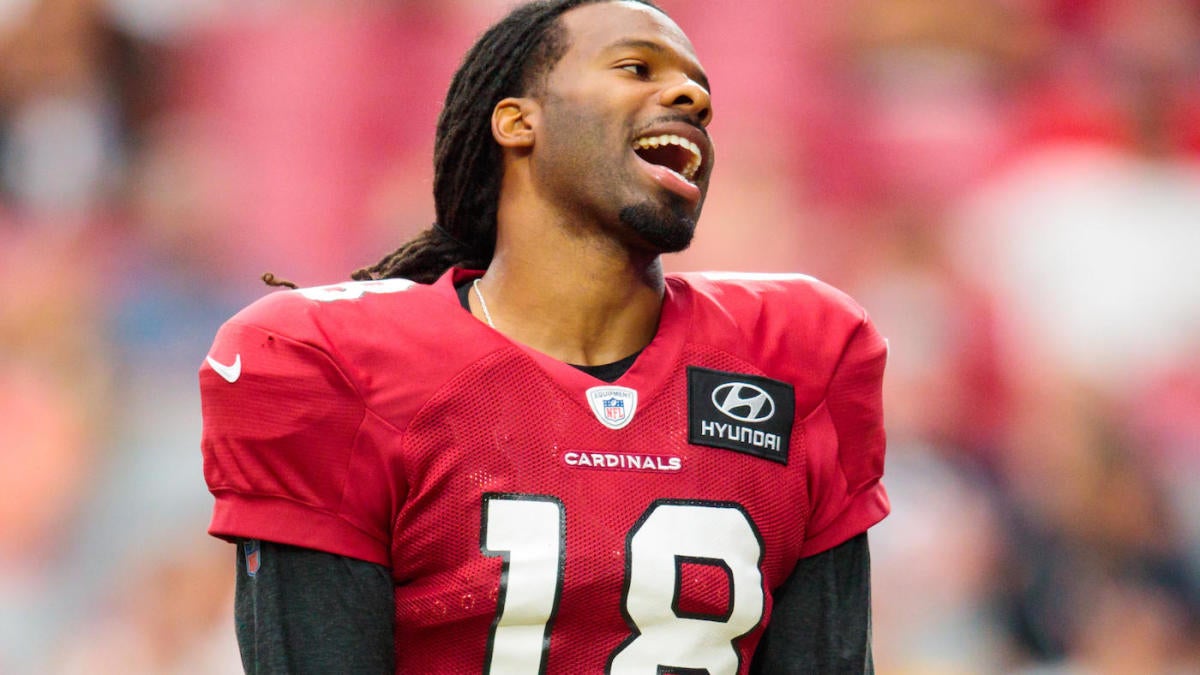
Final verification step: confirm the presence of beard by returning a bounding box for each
[619,197,697,254]
[533,93,705,254]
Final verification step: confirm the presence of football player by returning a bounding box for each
[201,1,889,672]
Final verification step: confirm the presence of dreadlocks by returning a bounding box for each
[350,0,659,284]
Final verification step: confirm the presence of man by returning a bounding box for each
[200,1,889,673]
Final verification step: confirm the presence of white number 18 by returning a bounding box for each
[481,496,765,675]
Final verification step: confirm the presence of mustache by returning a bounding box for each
[634,114,709,140]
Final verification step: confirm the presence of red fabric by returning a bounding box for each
[200,269,889,673]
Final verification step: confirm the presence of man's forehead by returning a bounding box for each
[559,2,697,60]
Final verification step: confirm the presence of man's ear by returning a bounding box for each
[492,97,537,149]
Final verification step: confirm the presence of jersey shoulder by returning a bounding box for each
[199,280,432,562]
[667,271,883,409]
[221,278,434,349]
[203,276,497,417]
[670,271,871,347]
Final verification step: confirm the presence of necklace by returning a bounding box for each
[472,277,495,328]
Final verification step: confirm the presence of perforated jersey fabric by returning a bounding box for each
[201,268,889,674]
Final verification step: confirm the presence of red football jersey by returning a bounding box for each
[201,268,889,674]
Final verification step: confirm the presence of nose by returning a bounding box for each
[660,76,712,126]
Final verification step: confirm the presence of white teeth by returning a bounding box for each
[633,134,703,181]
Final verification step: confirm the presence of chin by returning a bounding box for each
[619,199,698,254]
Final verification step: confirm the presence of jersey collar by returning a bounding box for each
[434,267,693,403]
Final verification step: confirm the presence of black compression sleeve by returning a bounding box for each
[234,540,394,674]
[750,532,874,674]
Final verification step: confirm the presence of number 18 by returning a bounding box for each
[481,495,766,674]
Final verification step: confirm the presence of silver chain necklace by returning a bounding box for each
[472,277,495,328]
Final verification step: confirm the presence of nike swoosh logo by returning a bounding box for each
[206,354,242,383]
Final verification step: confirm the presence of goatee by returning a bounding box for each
[619,199,696,253]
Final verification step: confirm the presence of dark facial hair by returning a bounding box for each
[619,196,697,254]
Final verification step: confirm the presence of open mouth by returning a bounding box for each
[632,134,703,183]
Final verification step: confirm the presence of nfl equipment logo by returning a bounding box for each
[585,386,638,430]
[603,397,626,422]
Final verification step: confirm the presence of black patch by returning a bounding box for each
[687,367,794,464]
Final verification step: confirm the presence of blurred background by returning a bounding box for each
[0,0,1197,672]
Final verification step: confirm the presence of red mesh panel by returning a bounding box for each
[388,344,810,673]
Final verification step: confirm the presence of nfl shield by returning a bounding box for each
[603,397,626,422]
[243,540,262,577]
[585,386,639,430]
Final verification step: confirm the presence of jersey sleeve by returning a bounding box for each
[200,303,394,566]
[800,313,890,558]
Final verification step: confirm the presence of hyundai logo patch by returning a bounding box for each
[687,367,794,464]
[711,382,776,423]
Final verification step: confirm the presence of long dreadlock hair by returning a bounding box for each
[348,0,660,284]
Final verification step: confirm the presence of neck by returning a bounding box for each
[472,197,666,366]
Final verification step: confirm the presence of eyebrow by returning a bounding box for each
[604,38,712,95]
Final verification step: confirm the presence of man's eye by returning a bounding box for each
[619,63,649,77]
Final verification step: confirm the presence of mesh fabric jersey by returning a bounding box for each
[201,268,889,674]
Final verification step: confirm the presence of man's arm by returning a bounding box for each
[234,540,394,674]
[750,532,874,674]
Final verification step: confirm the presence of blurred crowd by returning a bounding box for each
[0,0,1197,672]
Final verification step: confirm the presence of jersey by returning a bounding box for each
[200,267,889,674]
